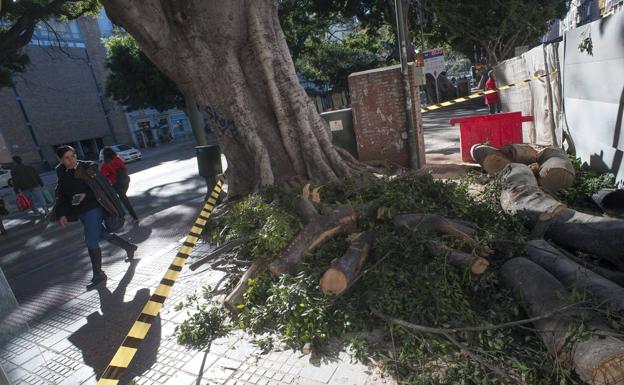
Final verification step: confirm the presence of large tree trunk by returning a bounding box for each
[500,164,624,270]
[501,258,624,385]
[101,0,364,197]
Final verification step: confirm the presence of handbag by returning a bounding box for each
[16,194,33,211]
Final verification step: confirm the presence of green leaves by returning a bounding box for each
[103,33,183,112]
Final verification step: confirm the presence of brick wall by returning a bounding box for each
[348,63,426,168]
[0,17,132,168]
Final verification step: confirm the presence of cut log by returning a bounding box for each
[394,214,492,256]
[224,258,269,314]
[500,144,538,164]
[526,240,624,313]
[537,147,576,193]
[528,162,540,175]
[470,144,511,174]
[592,189,624,216]
[269,205,358,275]
[425,241,489,275]
[500,164,624,271]
[563,251,624,288]
[501,258,624,385]
[320,232,373,295]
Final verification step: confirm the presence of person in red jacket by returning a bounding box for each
[484,70,502,114]
[101,147,139,221]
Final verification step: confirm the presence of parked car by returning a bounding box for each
[99,144,142,163]
[0,168,11,188]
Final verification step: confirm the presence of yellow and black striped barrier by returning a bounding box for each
[97,178,224,385]
[420,70,558,113]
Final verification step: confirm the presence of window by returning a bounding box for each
[115,144,132,151]
[31,19,84,47]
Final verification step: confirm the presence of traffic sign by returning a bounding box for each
[423,48,446,79]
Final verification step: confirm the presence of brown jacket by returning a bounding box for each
[52,161,125,222]
[11,164,43,191]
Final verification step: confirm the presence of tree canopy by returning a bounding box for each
[104,33,183,112]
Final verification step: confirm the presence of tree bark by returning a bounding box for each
[500,164,624,271]
[320,232,373,295]
[500,144,538,164]
[537,148,576,193]
[269,205,358,276]
[100,0,365,197]
[526,240,624,313]
[470,144,511,174]
[425,242,489,275]
[500,258,624,385]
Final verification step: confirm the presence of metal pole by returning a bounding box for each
[542,45,558,147]
[394,0,421,169]
[434,76,441,104]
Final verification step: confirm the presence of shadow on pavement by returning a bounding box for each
[68,260,161,383]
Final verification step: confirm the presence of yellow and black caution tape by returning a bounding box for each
[97,178,224,385]
[420,70,558,113]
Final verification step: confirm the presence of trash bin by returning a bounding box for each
[450,112,533,162]
[196,145,223,195]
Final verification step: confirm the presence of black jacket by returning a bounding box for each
[52,161,125,222]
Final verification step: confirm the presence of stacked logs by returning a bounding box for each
[471,143,576,193]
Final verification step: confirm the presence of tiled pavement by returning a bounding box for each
[1,213,377,385]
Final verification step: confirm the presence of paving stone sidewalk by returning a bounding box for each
[1,230,377,385]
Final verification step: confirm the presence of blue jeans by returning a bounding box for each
[79,207,112,249]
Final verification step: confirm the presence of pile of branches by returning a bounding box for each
[182,165,624,385]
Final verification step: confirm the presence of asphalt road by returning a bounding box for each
[0,142,207,300]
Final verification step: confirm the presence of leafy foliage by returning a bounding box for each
[558,156,616,211]
[103,33,183,112]
[175,286,232,349]
[179,173,623,384]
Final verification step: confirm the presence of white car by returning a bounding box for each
[0,168,11,188]
[99,144,142,163]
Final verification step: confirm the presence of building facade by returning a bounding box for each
[0,12,195,168]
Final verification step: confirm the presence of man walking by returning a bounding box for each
[10,156,49,216]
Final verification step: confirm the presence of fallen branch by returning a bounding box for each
[320,232,373,295]
[425,241,489,275]
[224,257,270,314]
[561,250,624,287]
[501,257,624,384]
[269,205,358,275]
[394,214,491,256]
[189,237,248,271]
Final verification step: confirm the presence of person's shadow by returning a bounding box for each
[68,260,161,383]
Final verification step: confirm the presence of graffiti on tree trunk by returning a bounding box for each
[205,105,239,139]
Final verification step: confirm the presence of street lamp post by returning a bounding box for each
[394,0,422,169]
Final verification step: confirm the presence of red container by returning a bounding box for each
[450,112,534,162]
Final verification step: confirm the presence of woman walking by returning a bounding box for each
[52,145,137,290]
[101,147,139,222]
